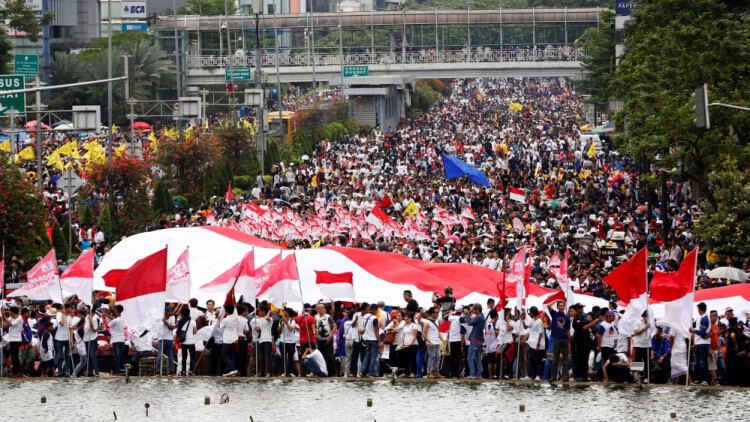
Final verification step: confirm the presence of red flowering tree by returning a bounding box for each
[0,157,51,264]
[82,156,152,238]
[152,128,221,206]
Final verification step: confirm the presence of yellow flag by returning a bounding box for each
[311,240,321,249]
[204,119,209,129]
[184,126,195,140]
[0,139,10,152]
[509,102,523,112]
[17,146,35,160]
[402,200,418,218]
[163,127,178,139]
[112,124,117,134]
[115,143,128,157]
[148,131,157,144]
[587,143,596,157]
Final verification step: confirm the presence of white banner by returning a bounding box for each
[122,1,147,19]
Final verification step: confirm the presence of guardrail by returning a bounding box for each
[186,47,585,69]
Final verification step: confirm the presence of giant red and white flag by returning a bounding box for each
[365,206,392,229]
[60,248,95,305]
[650,249,696,337]
[603,247,649,336]
[166,247,191,303]
[116,248,167,333]
[9,249,62,303]
[255,252,302,307]
[315,271,355,301]
[509,187,526,203]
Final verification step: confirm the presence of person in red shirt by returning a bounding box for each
[709,310,721,386]
[294,303,317,352]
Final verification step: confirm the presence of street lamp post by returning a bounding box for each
[254,5,265,172]
[225,1,236,124]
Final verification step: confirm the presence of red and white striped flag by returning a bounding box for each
[115,248,167,333]
[603,247,650,336]
[9,249,62,303]
[650,249,696,337]
[225,182,233,202]
[199,250,256,302]
[315,271,355,301]
[509,187,526,203]
[60,248,95,305]
[255,252,302,307]
[365,206,392,229]
[166,247,191,303]
[460,206,476,220]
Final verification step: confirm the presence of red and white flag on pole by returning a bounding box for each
[505,249,528,312]
[199,250,255,302]
[225,182,233,202]
[9,249,62,303]
[115,248,168,333]
[650,249,696,337]
[365,206,392,229]
[315,271,355,301]
[509,187,526,203]
[549,249,574,309]
[166,247,191,303]
[60,248,95,305]
[460,206,476,220]
[548,252,561,268]
[603,247,650,336]
[255,252,302,307]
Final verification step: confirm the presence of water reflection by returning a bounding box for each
[0,379,746,421]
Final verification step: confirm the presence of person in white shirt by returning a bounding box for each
[446,307,465,378]
[254,305,273,377]
[301,343,328,377]
[177,306,197,376]
[497,309,514,380]
[219,303,239,376]
[188,298,204,321]
[527,306,547,381]
[278,307,299,376]
[83,306,101,376]
[39,321,56,377]
[54,303,75,376]
[513,308,532,380]
[236,305,251,377]
[632,311,650,370]
[484,309,500,379]
[1,305,23,377]
[109,304,126,375]
[158,305,179,376]
[423,306,445,378]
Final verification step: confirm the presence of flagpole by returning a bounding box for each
[160,244,168,377]
[499,250,507,381]
[1,244,4,378]
[292,250,315,368]
[685,247,698,387]
[53,247,75,376]
[645,244,650,384]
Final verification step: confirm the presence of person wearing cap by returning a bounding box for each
[597,310,618,372]
[689,302,711,386]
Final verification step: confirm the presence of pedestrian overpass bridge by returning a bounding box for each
[155,8,600,89]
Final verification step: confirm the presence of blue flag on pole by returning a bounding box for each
[442,155,491,186]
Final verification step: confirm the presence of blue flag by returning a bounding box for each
[442,155,491,186]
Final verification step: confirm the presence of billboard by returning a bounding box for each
[615,0,634,15]
[122,1,147,18]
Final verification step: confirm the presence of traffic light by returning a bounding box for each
[693,84,710,129]
[227,83,234,97]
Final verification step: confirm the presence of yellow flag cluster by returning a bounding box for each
[162,127,179,139]
[55,141,80,159]
[47,151,64,170]
[509,102,523,112]
[16,146,35,161]
[82,140,106,166]
[402,200,419,217]
[0,139,10,152]
[184,126,195,140]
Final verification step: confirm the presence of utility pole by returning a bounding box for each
[254,0,265,172]
[226,0,236,124]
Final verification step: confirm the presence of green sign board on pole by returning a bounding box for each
[225,67,252,81]
[0,75,26,117]
[14,54,39,79]
[343,65,369,77]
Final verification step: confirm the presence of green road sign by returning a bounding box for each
[343,65,369,77]
[225,67,252,81]
[0,75,26,117]
[14,54,39,79]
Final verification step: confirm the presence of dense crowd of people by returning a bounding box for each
[3,77,750,385]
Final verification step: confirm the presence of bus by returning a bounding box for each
[267,110,295,142]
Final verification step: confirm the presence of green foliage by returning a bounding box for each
[0,159,50,264]
[291,131,313,159]
[233,175,253,190]
[81,205,94,228]
[51,220,69,262]
[89,31,151,49]
[222,160,234,188]
[152,180,172,215]
[0,0,55,43]
[60,219,74,258]
[699,168,750,257]
[343,118,360,136]
[97,204,113,240]
[212,118,257,175]
[0,27,13,75]
[326,122,347,143]
[610,0,750,206]
[177,0,237,15]
[407,80,440,118]
[576,10,616,102]
[173,195,189,209]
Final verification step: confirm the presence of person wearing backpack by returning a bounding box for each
[314,303,337,377]
[177,305,197,376]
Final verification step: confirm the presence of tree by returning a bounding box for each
[211,119,256,175]
[51,220,69,262]
[178,0,237,15]
[81,205,94,228]
[82,157,152,239]
[0,1,55,74]
[0,158,51,265]
[152,180,172,215]
[610,0,750,206]
[575,10,615,103]
[699,167,750,257]
[60,219,74,257]
[153,130,221,205]
[97,204,113,242]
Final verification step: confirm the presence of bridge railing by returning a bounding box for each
[186,47,584,69]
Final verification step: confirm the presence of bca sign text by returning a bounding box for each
[122,1,147,18]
